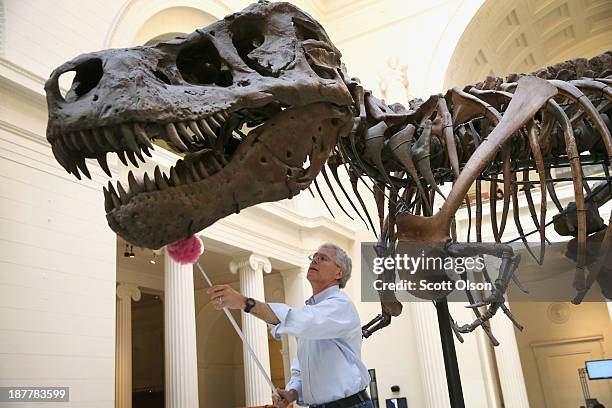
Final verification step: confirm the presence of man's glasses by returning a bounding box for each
[308,253,334,263]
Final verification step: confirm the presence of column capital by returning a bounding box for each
[116,283,141,302]
[229,253,272,275]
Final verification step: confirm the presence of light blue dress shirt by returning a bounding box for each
[269,285,371,405]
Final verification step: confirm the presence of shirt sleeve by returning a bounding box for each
[285,355,303,405]
[268,296,358,340]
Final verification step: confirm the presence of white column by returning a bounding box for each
[230,254,273,407]
[484,255,530,408]
[279,267,311,364]
[115,283,141,408]
[491,306,530,408]
[408,302,451,408]
[164,255,199,408]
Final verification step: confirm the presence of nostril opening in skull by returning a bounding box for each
[58,71,76,100]
[72,58,103,98]
[177,37,232,87]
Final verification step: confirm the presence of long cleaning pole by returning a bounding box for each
[195,261,277,395]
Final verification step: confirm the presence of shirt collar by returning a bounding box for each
[305,285,340,305]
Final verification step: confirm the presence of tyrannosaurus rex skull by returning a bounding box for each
[45,1,353,249]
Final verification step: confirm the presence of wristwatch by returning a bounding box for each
[243,297,256,313]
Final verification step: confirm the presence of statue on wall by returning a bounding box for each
[378,56,410,105]
[43,1,611,341]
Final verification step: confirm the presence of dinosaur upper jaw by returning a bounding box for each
[50,101,353,249]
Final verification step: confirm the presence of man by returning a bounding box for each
[208,243,373,408]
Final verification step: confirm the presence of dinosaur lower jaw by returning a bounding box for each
[104,134,301,249]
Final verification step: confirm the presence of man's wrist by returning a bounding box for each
[288,388,298,402]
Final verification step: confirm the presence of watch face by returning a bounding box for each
[245,298,256,312]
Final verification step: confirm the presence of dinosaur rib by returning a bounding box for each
[440,76,558,223]
[549,80,612,159]
[511,172,539,262]
[545,167,564,212]
[490,172,500,242]
[547,99,587,293]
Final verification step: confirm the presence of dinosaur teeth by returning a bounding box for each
[116,150,128,166]
[103,127,122,150]
[214,112,226,124]
[133,123,154,149]
[188,121,205,143]
[187,162,200,181]
[103,186,113,212]
[143,173,156,192]
[207,115,221,129]
[120,124,146,164]
[107,181,121,208]
[125,150,139,167]
[169,167,181,186]
[80,130,97,153]
[209,155,223,171]
[165,123,189,152]
[92,128,109,150]
[176,122,194,145]
[75,157,91,179]
[116,180,129,204]
[141,145,152,158]
[70,132,83,151]
[59,111,237,196]
[196,160,209,178]
[120,124,140,152]
[51,140,70,171]
[61,133,75,151]
[154,165,168,189]
[128,170,143,194]
[215,152,228,166]
[198,119,217,143]
[97,153,112,177]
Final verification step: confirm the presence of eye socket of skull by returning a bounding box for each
[176,37,232,87]
[230,16,300,79]
[230,18,276,77]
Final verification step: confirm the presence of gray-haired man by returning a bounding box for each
[208,243,372,407]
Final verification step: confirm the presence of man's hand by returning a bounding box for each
[207,285,246,310]
[272,388,297,408]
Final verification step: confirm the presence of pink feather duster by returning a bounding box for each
[166,235,204,264]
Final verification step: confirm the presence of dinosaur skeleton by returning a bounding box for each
[44,1,611,344]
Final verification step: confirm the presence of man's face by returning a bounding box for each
[307,247,344,287]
